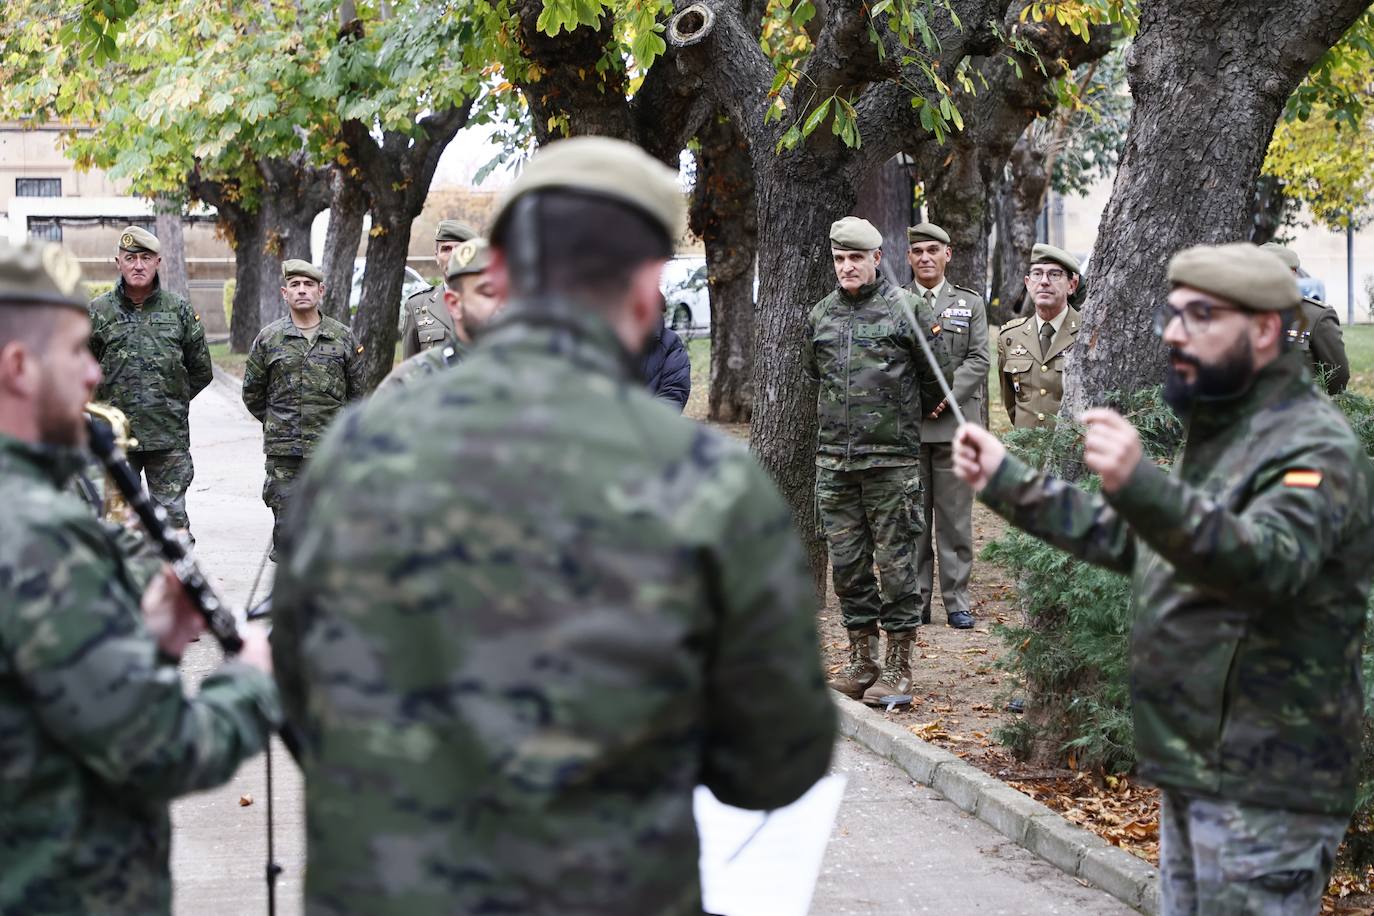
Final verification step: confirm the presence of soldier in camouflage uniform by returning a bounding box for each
[271,137,836,915]
[398,219,478,358]
[88,226,213,533]
[376,238,501,394]
[1262,242,1350,395]
[242,259,366,557]
[0,239,279,913]
[955,243,1374,916]
[803,216,951,706]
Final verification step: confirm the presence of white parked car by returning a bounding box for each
[660,256,710,339]
[348,261,432,332]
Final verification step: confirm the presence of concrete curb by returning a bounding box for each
[835,696,1159,914]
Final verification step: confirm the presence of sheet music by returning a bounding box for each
[695,775,847,916]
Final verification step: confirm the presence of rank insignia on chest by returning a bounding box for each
[1010,345,1029,357]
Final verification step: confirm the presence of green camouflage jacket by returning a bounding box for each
[374,338,467,395]
[89,280,213,451]
[0,433,281,913]
[981,352,1374,816]
[242,315,367,457]
[802,279,950,470]
[271,302,836,915]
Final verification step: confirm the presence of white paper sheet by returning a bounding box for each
[695,775,847,916]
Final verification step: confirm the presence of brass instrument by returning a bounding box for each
[83,402,138,523]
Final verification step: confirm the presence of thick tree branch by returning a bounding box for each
[668,0,778,139]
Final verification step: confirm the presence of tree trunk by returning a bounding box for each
[321,169,369,324]
[1248,174,1291,245]
[343,105,472,390]
[1061,0,1371,418]
[254,158,332,329]
[228,214,263,353]
[991,130,1049,326]
[855,156,913,286]
[153,195,191,302]
[925,150,992,298]
[749,161,855,593]
[691,114,758,423]
[350,220,409,387]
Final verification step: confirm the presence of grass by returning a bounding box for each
[1344,325,1374,397]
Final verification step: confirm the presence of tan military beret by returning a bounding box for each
[445,238,492,280]
[435,220,477,243]
[1168,242,1301,312]
[1261,241,1300,271]
[491,137,686,242]
[830,217,883,251]
[906,222,950,245]
[0,240,85,311]
[1030,243,1080,275]
[281,259,324,283]
[117,226,160,255]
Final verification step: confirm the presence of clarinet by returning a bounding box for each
[85,412,302,762]
[86,413,246,651]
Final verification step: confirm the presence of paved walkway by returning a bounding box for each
[166,372,1132,915]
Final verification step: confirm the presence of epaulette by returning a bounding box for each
[1001,314,1031,331]
[1301,296,1329,308]
[951,283,982,298]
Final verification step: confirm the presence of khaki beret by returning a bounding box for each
[1030,243,1080,275]
[830,217,883,251]
[906,222,950,245]
[0,240,85,311]
[1261,242,1300,271]
[117,226,160,255]
[491,137,686,242]
[445,238,492,281]
[281,259,324,283]
[436,220,477,243]
[1167,242,1301,312]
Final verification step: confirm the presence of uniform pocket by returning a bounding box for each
[902,473,925,539]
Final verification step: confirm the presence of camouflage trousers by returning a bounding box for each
[816,464,924,633]
[126,448,194,530]
[263,455,304,556]
[1159,789,1348,916]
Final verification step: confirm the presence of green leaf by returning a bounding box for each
[801,96,833,136]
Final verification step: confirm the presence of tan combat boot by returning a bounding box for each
[828,625,880,699]
[862,631,914,706]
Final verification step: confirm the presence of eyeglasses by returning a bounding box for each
[1152,302,1247,337]
[1026,269,1067,282]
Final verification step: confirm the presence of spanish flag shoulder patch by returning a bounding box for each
[1282,469,1323,489]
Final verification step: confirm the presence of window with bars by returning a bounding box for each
[15,178,62,198]
[26,219,62,242]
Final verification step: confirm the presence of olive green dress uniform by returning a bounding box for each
[997,306,1080,429]
[1294,296,1350,395]
[910,272,988,624]
[398,220,477,359]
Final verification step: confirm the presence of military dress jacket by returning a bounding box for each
[0,434,280,913]
[88,280,213,451]
[909,282,990,444]
[1292,297,1350,395]
[270,303,837,915]
[802,279,950,471]
[399,284,456,359]
[997,306,1080,429]
[242,315,367,458]
[981,351,1374,817]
